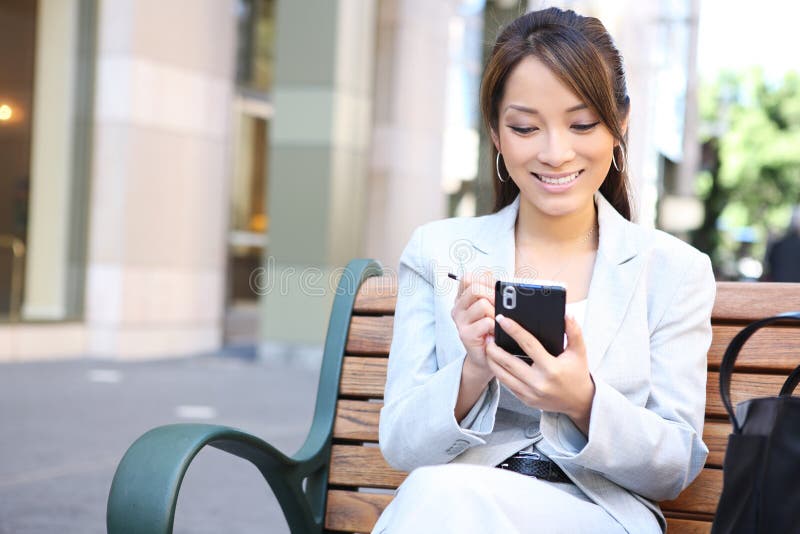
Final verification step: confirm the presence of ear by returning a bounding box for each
[490,128,501,152]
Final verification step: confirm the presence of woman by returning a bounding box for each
[374,7,714,534]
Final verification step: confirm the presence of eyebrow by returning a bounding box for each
[504,103,588,114]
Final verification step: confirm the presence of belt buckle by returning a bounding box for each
[513,451,541,461]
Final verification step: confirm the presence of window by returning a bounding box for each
[0,0,95,322]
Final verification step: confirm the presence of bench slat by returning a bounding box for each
[334,400,381,441]
[703,420,729,468]
[661,468,723,515]
[713,282,800,321]
[708,325,800,372]
[328,444,722,516]
[354,280,800,322]
[353,279,800,322]
[344,318,800,371]
[664,517,712,533]
[354,276,398,315]
[339,357,792,414]
[325,489,394,532]
[346,316,394,356]
[329,445,407,489]
[331,400,733,469]
[340,357,388,398]
[705,373,789,418]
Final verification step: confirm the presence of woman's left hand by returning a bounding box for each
[485,314,595,435]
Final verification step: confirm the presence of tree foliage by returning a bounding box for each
[692,69,800,276]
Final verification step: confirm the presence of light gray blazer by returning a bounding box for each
[378,191,715,533]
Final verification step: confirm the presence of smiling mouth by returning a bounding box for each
[532,170,582,185]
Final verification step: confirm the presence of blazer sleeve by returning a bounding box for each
[378,226,501,472]
[541,251,715,501]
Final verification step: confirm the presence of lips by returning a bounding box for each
[532,170,583,185]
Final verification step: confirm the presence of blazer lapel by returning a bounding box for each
[458,195,519,280]
[582,192,644,370]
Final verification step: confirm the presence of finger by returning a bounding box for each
[456,272,472,299]
[453,292,492,328]
[494,314,553,364]
[465,270,496,301]
[453,286,481,317]
[486,336,535,375]
[486,339,536,402]
[458,269,494,288]
[455,277,494,310]
[463,297,494,324]
[466,276,495,301]
[564,314,586,355]
[460,316,495,344]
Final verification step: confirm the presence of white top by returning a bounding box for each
[566,298,588,329]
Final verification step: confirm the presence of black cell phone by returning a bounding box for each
[494,280,566,363]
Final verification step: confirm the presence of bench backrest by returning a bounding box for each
[323,277,800,533]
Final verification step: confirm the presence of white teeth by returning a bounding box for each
[536,171,580,185]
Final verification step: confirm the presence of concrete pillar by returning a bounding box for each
[85,0,236,358]
[259,0,376,364]
[365,0,457,270]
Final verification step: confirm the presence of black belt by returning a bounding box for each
[496,452,571,483]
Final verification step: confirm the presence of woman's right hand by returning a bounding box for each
[451,272,497,379]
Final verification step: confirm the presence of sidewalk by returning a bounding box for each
[0,353,320,534]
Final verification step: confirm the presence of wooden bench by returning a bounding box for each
[107,259,800,533]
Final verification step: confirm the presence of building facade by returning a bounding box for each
[0,0,699,363]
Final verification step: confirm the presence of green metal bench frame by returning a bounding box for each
[106,259,383,534]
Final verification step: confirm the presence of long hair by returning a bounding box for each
[479,7,633,220]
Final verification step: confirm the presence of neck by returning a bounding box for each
[515,196,598,250]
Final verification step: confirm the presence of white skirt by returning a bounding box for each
[371,463,628,534]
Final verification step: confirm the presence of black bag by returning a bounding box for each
[711,311,800,534]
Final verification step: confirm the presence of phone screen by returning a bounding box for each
[494,280,566,363]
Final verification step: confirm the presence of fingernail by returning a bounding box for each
[486,335,495,344]
[495,314,505,323]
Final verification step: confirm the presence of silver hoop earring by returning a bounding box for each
[496,152,509,183]
[612,144,627,173]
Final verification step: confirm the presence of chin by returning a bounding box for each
[521,191,585,217]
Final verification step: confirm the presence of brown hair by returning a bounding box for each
[480,7,633,220]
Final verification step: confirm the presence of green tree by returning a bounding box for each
[691,70,800,277]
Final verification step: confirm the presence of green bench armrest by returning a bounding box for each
[107,423,325,533]
[106,259,384,534]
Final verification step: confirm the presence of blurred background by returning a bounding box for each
[0,0,798,532]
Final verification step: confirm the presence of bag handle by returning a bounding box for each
[779,363,800,396]
[719,311,800,433]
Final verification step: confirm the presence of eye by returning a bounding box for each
[572,121,601,132]
[508,126,538,135]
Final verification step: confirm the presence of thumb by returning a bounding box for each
[565,315,586,356]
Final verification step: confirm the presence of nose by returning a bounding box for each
[536,130,576,168]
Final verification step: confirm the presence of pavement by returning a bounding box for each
[0,352,321,534]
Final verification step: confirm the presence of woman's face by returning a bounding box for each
[493,55,619,218]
